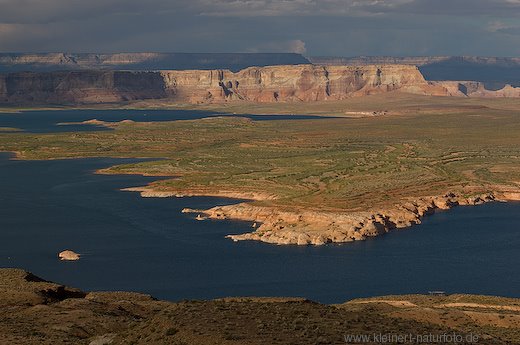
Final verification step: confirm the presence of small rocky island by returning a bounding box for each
[58,250,80,261]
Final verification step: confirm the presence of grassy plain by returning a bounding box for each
[1,96,520,342]
[0,93,519,214]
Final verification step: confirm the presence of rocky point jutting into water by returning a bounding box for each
[1,64,519,105]
[127,186,520,246]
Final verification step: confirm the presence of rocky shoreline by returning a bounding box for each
[122,186,277,201]
[128,185,520,246]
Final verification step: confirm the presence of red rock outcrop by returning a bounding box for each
[180,192,512,246]
[0,70,166,104]
[160,65,434,103]
[0,65,518,105]
[311,56,520,88]
[434,81,520,98]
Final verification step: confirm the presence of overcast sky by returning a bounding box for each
[0,0,519,56]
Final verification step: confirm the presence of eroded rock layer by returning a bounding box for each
[1,64,518,105]
[311,56,520,87]
[0,70,167,104]
[177,191,520,246]
[159,64,433,103]
[0,65,434,105]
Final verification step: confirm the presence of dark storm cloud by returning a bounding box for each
[497,27,520,35]
[397,0,520,15]
[0,0,518,56]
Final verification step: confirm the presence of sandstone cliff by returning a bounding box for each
[435,81,520,98]
[182,193,496,245]
[160,64,432,103]
[177,190,519,246]
[0,64,518,105]
[0,70,166,104]
[0,65,435,105]
[311,56,520,88]
[311,56,520,67]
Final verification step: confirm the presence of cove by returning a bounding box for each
[0,109,332,133]
[0,152,519,303]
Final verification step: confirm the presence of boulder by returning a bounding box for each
[59,250,80,261]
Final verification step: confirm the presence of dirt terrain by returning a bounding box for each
[1,269,519,344]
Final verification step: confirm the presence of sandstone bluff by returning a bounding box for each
[1,64,518,105]
[129,188,520,246]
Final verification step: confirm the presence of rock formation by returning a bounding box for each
[435,81,520,97]
[4,268,517,345]
[178,191,520,246]
[160,64,434,103]
[0,64,518,105]
[0,64,435,105]
[310,56,520,88]
[0,70,166,104]
[58,250,80,261]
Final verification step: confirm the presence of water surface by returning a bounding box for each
[0,109,330,133]
[0,152,519,303]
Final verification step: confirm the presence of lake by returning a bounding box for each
[0,108,519,303]
[0,109,331,133]
[0,152,519,303]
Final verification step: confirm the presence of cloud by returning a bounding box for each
[196,0,414,17]
[497,27,520,35]
[488,20,520,35]
[246,39,307,54]
[183,0,520,17]
[0,0,518,23]
[0,0,518,56]
[288,40,307,54]
[392,0,520,16]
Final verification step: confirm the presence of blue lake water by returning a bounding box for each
[0,152,519,303]
[0,109,330,133]
[0,109,519,303]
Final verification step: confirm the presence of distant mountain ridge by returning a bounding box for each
[0,52,310,73]
[0,65,427,105]
[3,53,518,89]
[309,56,520,88]
[1,64,518,106]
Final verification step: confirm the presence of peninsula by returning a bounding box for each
[1,92,519,245]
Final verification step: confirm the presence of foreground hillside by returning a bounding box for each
[1,269,519,344]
